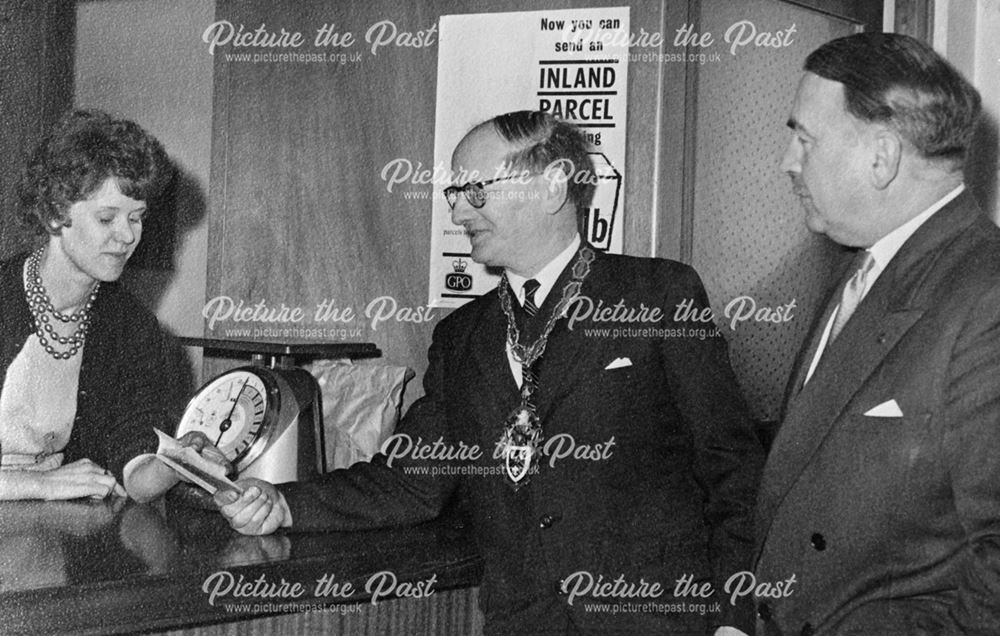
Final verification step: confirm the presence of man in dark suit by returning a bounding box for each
[755,33,1000,634]
[218,110,763,634]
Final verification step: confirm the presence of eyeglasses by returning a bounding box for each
[443,175,529,209]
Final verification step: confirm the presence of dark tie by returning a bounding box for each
[520,279,541,393]
[522,279,540,317]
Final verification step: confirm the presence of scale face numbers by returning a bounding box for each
[175,368,279,468]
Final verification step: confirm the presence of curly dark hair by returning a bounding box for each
[18,109,172,235]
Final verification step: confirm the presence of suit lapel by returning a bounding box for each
[533,246,604,424]
[781,255,853,413]
[470,288,521,429]
[758,191,982,549]
[757,296,924,543]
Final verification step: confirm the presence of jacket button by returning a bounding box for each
[810,533,826,551]
[801,623,814,636]
[757,602,771,621]
[539,514,556,529]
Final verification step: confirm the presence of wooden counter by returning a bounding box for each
[0,495,482,635]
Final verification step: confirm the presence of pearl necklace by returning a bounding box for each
[23,248,100,360]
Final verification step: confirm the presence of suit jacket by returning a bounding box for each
[754,191,1000,635]
[281,247,763,634]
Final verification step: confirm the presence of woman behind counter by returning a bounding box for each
[0,109,213,502]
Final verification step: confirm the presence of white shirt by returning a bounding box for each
[804,184,965,383]
[505,234,581,386]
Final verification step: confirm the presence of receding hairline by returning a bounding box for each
[451,124,509,169]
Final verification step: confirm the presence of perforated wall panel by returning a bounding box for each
[692,0,857,419]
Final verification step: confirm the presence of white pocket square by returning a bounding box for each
[864,399,903,417]
[604,357,632,370]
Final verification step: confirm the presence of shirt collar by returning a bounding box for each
[868,183,964,274]
[506,234,581,307]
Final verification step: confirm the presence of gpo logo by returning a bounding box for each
[445,258,472,292]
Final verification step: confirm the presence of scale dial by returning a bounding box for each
[175,368,280,469]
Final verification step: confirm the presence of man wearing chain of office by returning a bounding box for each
[216,110,764,635]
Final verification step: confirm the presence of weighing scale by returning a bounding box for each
[175,338,379,484]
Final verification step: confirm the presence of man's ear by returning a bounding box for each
[540,165,570,214]
[871,128,902,190]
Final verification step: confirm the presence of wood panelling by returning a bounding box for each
[894,0,933,41]
[207,0,680,404]
[75,0,215,344]
[0,0,75,258]
[783,0,883,32]
[160,587,483,636]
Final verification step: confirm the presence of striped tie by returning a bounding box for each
[522,279,540,317]
[520,279,541,393]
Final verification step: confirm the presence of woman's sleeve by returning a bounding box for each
[67,306,193,482]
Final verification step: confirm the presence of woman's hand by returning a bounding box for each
[177,431,233,475]
[214,478,289,535]
[36,458,126,500]
[124,432,231,503]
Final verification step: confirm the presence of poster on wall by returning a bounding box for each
[428,7,629,308]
